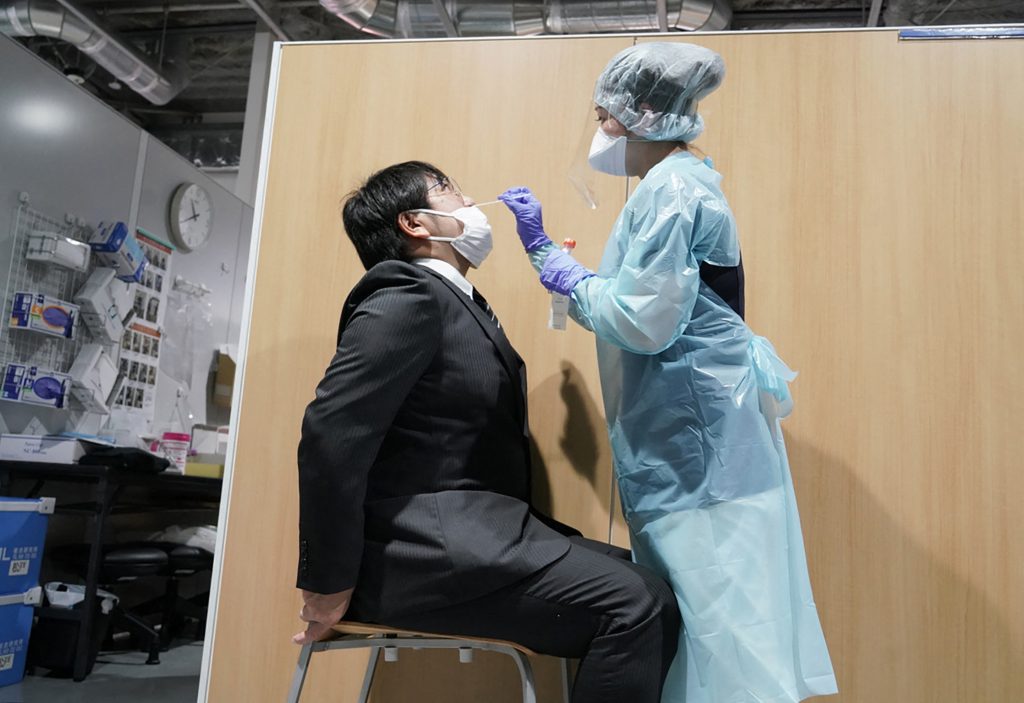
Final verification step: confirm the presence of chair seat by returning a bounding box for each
[104,547,168,565]
[165,545,214,573]
[331,621,538,656]
[103,547,169,579]
[52,544,169,579]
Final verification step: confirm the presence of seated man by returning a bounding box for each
[293,161,680,702]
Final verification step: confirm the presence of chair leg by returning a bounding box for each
[560,658,572,703]
[506,649,537,703]
[116,607,161,665]
[285,643,314,703]
[159,578,179,648]
[356,647,381,703]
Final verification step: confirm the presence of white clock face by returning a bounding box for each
[169,182,214,252]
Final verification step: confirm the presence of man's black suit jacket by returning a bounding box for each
[296,260,575,622]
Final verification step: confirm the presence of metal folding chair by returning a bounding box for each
[286,621,572,703]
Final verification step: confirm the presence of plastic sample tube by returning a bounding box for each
[549,238,576,331]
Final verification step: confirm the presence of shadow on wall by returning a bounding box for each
[784,434,1021,702]
[529,361,607,517]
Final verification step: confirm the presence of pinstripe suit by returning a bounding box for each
[296,260,679,701]
[297,260,575,619]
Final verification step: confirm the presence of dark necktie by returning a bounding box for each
[472,289,500,329]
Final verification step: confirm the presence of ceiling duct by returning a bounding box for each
[0,0,185,105]
[320,0,731,38]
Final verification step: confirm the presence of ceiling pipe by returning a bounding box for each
[236,0,292,41]
[319,0,731,39]
[0,0,185,104]
[98,2,319,14]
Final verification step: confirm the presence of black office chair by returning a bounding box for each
[155,543,214,646]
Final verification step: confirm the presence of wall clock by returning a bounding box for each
[169,182,214,252]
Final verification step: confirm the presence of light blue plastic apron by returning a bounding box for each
[627,338,838,703]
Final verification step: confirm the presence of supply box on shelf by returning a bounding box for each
[0,434,105,463]
[8,292,79,340]
[89,221,147,283]
[1,365,71,410]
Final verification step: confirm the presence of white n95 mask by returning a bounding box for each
[410,206,493,268]
[588,128,629,177]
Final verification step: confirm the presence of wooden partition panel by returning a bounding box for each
[205,36,631,703]
[206,30,1024,702]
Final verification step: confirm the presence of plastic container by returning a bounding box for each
[0,497,53,687]
[26,587,114,677]
[0,587,41,687]
[0,498,53,595]
[150,432,190,474]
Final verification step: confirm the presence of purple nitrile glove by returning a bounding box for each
[498,186,553,252]
[539,249,595,297]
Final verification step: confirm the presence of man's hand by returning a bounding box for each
[292,588,354,645]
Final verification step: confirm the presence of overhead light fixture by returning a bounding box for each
[109,80,123,91]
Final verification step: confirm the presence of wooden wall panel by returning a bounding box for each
[636,31,1024,702]
[206,30,1024,703]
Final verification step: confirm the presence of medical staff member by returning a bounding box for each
[499,43,838,703]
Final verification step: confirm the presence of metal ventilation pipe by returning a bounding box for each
[320,0,731,39]
[0,0,184,105]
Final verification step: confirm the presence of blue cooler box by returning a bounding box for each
[0,497,54,687]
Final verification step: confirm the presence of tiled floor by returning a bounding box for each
[2,641,203,703]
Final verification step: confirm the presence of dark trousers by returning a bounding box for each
[374,536,680,703]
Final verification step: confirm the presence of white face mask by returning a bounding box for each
[588,127,629,177]
[409,206,493,268]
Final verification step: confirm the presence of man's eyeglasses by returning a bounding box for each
[427,176,462,197]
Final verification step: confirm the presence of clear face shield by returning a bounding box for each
[569,103,653,210]
[568,103,605,210]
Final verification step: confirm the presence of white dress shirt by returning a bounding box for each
[411,257,473,298]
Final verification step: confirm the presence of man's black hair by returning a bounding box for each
[341,161,448,270]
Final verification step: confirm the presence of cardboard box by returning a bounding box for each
[89,221,147,283]
[212,351,235,409]
[74,267,127,343]
[184,461,224,479]
[0,435,92,463]
[1,365,71,410]
[8,292,79,340]
[68,345,118,414]
[26,232,91,272]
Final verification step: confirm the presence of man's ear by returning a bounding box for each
[397,211,432,239]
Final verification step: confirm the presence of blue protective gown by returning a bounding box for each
[533,151,837,702]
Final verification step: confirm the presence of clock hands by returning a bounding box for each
[179,199,203,224]
[170,183,212,251]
